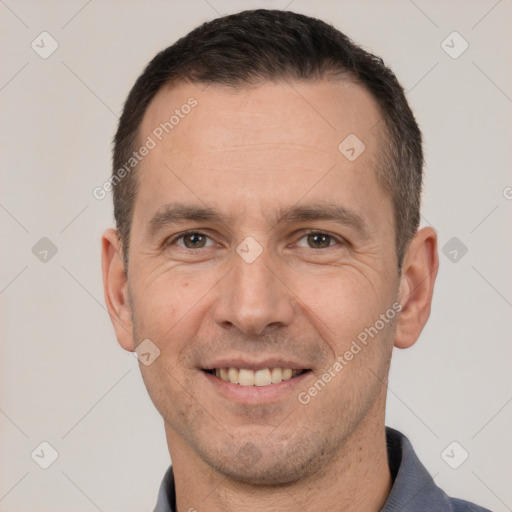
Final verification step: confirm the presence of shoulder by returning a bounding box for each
[384,428,494,512]
[450,497,493,512]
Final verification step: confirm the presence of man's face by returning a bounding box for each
[126,80,400,484]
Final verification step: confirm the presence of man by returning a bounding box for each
[101,9,491,512]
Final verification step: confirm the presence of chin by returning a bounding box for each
[214,457,310,487]
[197,434,326,487]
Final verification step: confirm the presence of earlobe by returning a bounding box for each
[394,227,439,349]
[101,228,135,352]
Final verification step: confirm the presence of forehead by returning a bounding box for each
[133,79,389,230]
[140,79,383,164]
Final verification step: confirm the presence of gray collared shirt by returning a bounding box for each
[154,427,492,511]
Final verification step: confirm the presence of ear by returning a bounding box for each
[394,227,438,349]
[101,228,134,351]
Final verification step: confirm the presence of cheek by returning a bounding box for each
[130,265,220,345]
[138,357,205,440]
[295,268,394,351]
[130,269,213,427]
[295,270,397,407]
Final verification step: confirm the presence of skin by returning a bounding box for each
[102,79,438,511]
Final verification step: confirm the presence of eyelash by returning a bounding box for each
[164,230,344,250]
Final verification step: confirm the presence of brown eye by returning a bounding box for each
[297,231,342,249]
[181,233,208,248]
[306,232,333,249]
[167,232,214,250]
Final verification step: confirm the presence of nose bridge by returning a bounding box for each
[214,244,294,335]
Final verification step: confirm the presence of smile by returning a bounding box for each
[205,367,309,387]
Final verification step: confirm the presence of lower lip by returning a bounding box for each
[203,371,311,404]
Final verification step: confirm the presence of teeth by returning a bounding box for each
[239,368,255,386]
[228,367,239,384]
[271,367,283,384]
[211,367,304,386]
[254,369,272,386]
[219,368,229,381]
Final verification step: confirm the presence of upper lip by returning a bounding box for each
[202,357,309,371]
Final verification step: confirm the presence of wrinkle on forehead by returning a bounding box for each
[138,83,382,183]
[139,80,382,157]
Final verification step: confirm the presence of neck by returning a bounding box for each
[166,404,392,512]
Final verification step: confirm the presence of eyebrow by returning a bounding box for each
[147,204,225,239]
[275,203,370,237]
[146,201,370,239]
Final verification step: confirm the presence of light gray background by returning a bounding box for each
[1,1,511,511]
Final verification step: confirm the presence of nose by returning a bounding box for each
[213,248,295,336]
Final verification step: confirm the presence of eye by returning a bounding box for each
[165,230,343,251]
[168,231,215,249]
[295,231,341,249]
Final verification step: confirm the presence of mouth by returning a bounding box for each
[203,367,311,387]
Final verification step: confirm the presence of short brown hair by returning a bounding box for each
[113,9,423,270]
